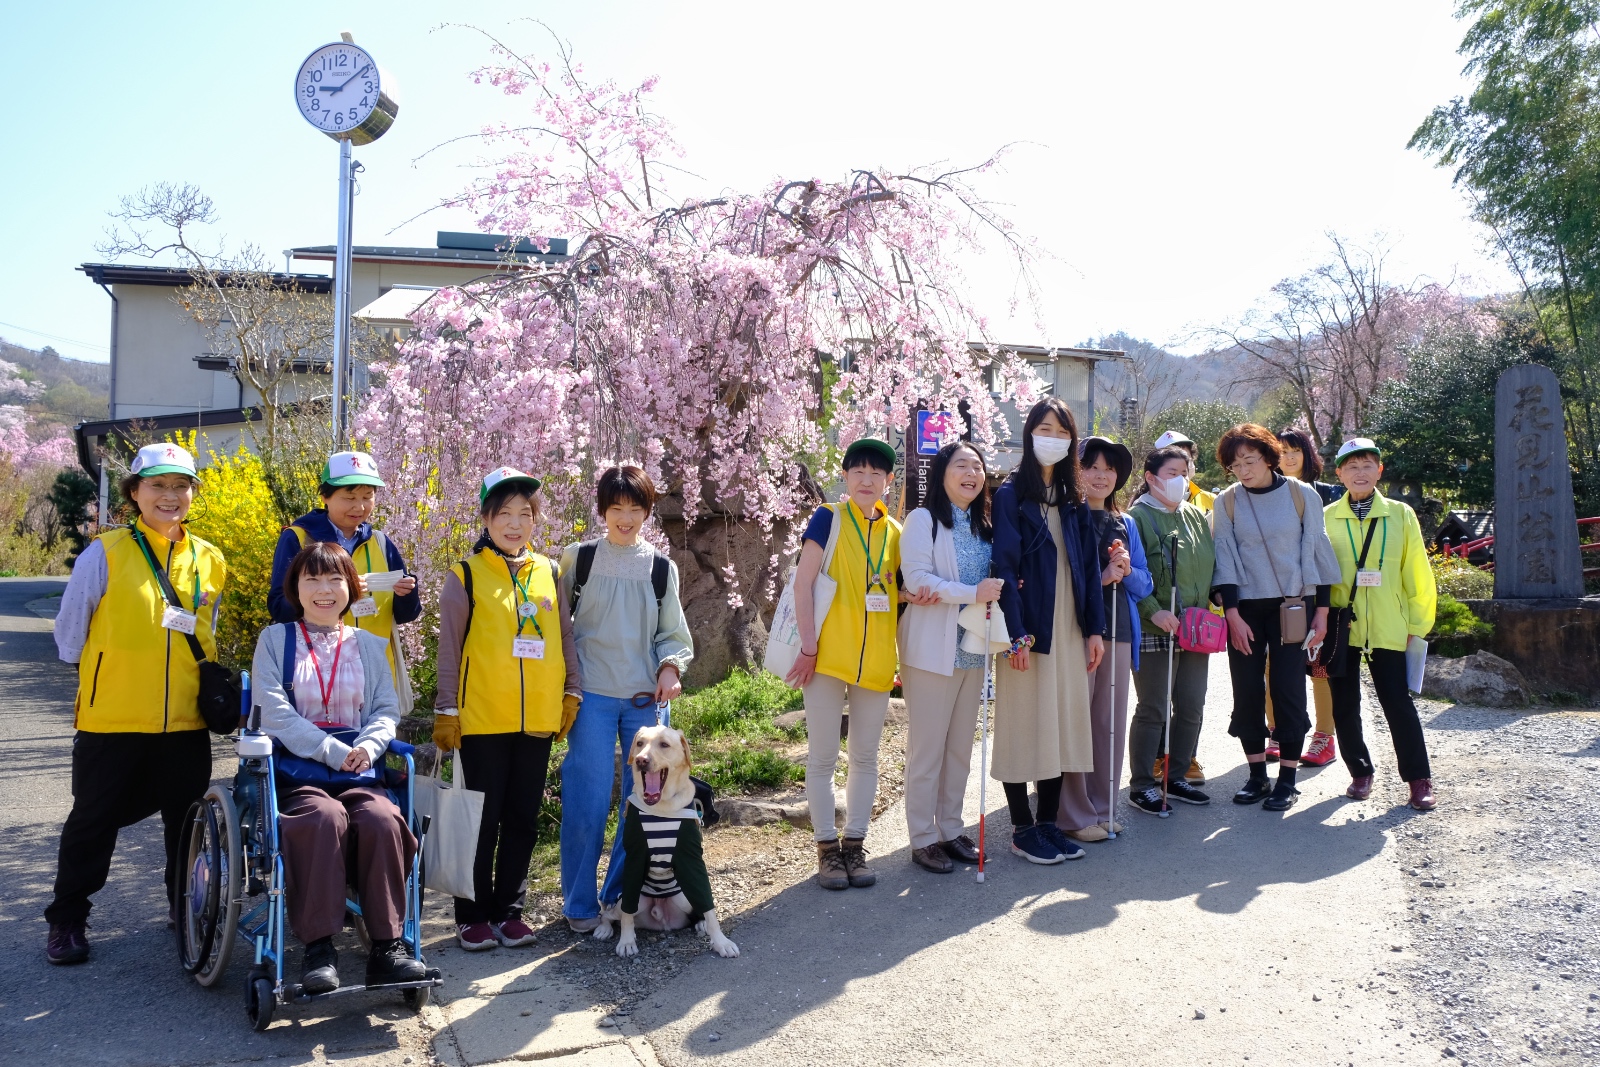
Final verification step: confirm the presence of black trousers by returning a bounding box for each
[455,732,553,925]
[46,730,213,925]
[1329,648,1432,782]
[1227,598,1312,762]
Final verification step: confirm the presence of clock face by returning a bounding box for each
[295,43,382,135]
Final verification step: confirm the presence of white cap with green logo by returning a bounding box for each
[1334,438,1383,466]
[323,451,386,488]
[480,465,542,504]
[130,442,197,478]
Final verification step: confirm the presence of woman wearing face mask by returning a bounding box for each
[431,467,582,952]
[1211,425,1342,813]
[268,452,422,705]
[1323,439,1438,811]
[1125,446,1216,814]
[1056,437,1152,843]
[1268,428,1345,768]
[990,398,1107,865]
[898,441,1003,873]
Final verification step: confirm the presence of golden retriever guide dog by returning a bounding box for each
[592,724,739,958]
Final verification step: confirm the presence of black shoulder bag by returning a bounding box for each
[131,528,241,734]
[1314,517,1379,680]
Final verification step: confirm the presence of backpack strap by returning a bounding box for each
[1221,479,1305,522]
[289,524,311,549]
[281,622,299,711]
[569,541,599,618]
[454,559,475,647]
[651,551,670,609]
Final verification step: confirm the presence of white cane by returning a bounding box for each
[1159,531,1179,817]
[977,576,995,884]
[1105,575,1120,839]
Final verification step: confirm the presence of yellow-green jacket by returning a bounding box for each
[1324,491,1436,652]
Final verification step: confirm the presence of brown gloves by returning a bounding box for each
[432,711,461,752]
[555,693,582,743]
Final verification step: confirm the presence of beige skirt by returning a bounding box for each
[990,506,1093,782]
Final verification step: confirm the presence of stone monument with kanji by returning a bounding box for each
[1494,364,1584,598]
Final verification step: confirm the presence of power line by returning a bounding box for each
[0,320,109,353]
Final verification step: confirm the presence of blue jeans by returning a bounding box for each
[559,692,668,920]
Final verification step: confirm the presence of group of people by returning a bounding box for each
[785,398,1438,885]
[41,400,1438,979]
[44,445,695,990]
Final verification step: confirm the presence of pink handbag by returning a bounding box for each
[1177,607,1227,654]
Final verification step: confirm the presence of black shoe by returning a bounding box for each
[1129,786,1169,815]
[1262,783,1301,812]
[1233,776,1273,805]
[46,921,89,965]
[1164,778,1211,806]
[1038,823,1086,860]
[367,939,427,985]
[301,937,339,994]
[939,835,982,864]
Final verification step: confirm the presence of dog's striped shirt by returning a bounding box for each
[619,800,716,919]
[638,811,686,898]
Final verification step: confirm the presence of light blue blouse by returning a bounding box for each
[949,506,992,671]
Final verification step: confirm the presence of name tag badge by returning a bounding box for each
[865,593,892,613]
[161,605,198,634]
[1357,570,1384,588]
[350,596,379,618]
[517,601,538,618]
[513,637,546,660]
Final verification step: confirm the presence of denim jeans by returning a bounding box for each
[559,691,668,921]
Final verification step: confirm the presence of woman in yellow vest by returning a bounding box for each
[267,451,420,709]
[46,442,227,965]
[431,467,581,951]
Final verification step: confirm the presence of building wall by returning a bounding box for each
[110,285,230,419]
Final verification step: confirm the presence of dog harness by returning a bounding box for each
[618,799,716,919]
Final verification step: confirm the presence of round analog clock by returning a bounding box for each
[294,41,398,144]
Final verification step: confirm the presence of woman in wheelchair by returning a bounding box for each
[250,541,427,993]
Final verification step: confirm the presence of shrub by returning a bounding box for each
[695,747,805,793]
[1431,554,1494,600]
[181,439,280,669]
[1429,592,1494,657]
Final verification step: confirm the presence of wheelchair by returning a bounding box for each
[175,671,443,1030]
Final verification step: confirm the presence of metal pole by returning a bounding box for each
[331,136,354,445]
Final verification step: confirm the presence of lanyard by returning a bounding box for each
[845,503,888,590]
[506,556,544,637]
[361,540,375,577]
[134,526,199,612]
[298,622,345,714]
[1345,515,1388,571]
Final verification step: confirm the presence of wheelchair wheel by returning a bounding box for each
[404,985,430,1010]
[245,974,276,1031]
[178,786,242,987]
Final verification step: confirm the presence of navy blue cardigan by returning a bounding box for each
[267,510,422,625]
[992,480,1106,656]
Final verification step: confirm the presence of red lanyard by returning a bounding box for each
[298,622,345,716]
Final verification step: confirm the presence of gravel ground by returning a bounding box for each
[1391,699,1600,1065]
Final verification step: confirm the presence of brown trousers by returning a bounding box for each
[279,784,415,944]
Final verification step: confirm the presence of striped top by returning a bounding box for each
[636,810,687,898]
[619,800,716,917]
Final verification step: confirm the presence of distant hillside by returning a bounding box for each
[0,338,110,433]
[1086,331,1283,430]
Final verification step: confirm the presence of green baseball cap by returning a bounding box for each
[843,437,897,469]
[322,451,386,488]
[1334,438,1383,466]
[480,465,542,503]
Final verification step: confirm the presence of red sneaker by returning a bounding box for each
[456,922,498,951]
[494,917,537,947]
[1408,779,1437,811]
[1265,739,1281,762]
[1301,732,1337,767]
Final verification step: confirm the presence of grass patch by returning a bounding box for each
[672,668,807,795]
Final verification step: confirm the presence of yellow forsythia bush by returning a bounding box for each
[179,436,281,669]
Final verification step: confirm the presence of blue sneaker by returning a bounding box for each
[1009,825,1065,865]
[1039,823,1086,860]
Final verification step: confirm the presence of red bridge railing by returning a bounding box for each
[1441,517,1600,578]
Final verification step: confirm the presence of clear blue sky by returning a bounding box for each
[0,0,1512,364]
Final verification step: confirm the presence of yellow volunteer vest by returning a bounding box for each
[77,519,227,733]
[454,548,565,735]
[815,499,901,692]
[291,524,402,678]
[1325,492,1437,653]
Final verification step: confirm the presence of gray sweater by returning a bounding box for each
[1211,478,1342,603]
[558,538,694,699]
[251,624,400,769]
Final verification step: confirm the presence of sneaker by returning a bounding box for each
[1346,775,1374,800]
[1039,823,1086,860]
[1301,732,1337,767]
[494,917,537,947]
[45,920,89,965]
[939,835,982,864]
[1010,825,1065,865]
[301,936,339,994]
[1165,778,1211,805]
[839,837,877,887]
[1408,779,1437,811]
[1065,823,1109,843]
[1262,782,1301,812]
[456,922,498,951]
[1233,776,1272,805]
[912,844,954,874]
[815,840,850,891]
[366,938,427,985]
[1265,739,1281,762]
[1186,758,1206,784]
[1129,786,1169,815]
[566,915,602,934]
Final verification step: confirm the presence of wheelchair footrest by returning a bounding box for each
[282,970,442,1004]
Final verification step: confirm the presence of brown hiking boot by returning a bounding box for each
[1408,779,1437,811]
[815,840,850,890]
[839,837,876,887]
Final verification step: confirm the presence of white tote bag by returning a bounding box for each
[764,500,844,682]
[412,752,484,901]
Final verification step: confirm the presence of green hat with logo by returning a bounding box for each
[843,437,897,470]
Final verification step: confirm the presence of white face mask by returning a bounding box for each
[1147,474,1188,509]
[1031,434,1074,466]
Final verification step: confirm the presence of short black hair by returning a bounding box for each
[841,440,895,474]
[597,464,657,516]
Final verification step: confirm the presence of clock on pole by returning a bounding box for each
[293,33,399,444]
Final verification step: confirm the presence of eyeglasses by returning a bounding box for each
[1227,454,1266,473]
